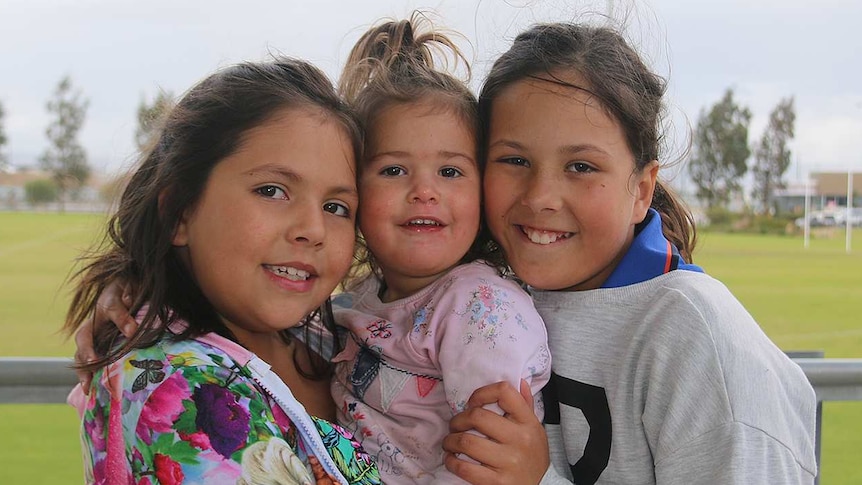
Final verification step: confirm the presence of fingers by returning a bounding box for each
[72,278,137,396]
[115,312,139,339]
[73,317,98,395]
[443,451,498,485]
[121,283,133,307]
[443,429,544,485]
[444,380,550,484]
[519,378,533,404]
[449,404,507,434]
[449,404,544,452]
[442,427,516,466]
[466,381,535,424]
[96,280,138,338]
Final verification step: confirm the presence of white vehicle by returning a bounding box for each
[831,207,862,227]
[795,210,842,228]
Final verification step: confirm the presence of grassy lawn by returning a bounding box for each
[0,211,107,358]
[695,229,862,358]
[1,212,860,483]
[695,229,862,484]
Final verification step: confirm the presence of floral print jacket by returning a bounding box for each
[68,331,380,485]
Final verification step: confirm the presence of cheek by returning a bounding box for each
[357,180,391,216]
[482,172,509,220]
[465,187,482,224]
[357,192,381,233]
[329,225,357,271]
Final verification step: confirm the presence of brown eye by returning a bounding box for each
[256,185,288,199]
[380,166,406,176]
[439,167,463,178]
[498,156,529,167]
[568,162,594,173]
[323,201,351,218]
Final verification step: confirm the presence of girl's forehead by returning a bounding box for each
[376,98,471,123]
[488,75,630,156]
[367,100,477,143]
[513,73,596,104]
[493,74,617,125]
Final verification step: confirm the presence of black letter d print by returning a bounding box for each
[543,372,611,484]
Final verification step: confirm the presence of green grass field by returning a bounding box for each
[2,212,860,483]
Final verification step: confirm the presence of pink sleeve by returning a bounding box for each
[432,274,551,418]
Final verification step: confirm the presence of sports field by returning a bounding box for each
[1,211,860,483]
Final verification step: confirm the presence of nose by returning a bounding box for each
[288,203,326,247]
[408,174,439,204]
[521,170,563,213]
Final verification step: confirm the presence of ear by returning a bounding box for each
[631,161,659,224]
[159,189,190,246]
[172,213,190,247]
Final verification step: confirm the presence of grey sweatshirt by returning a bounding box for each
[535,271,817,484]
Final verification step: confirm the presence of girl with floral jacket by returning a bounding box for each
[64,58,380,485]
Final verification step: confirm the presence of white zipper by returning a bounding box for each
[247,356,350,485]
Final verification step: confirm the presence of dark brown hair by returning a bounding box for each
[65,58,361,379]
[479,23,696,261]
[339,12,505,284]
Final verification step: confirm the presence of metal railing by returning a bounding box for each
[2,356,861,483]
[5,356,860,403]
[0,357,77,404]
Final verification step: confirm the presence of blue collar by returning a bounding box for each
[601,209,703,288]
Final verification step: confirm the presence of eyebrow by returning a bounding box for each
[487,139,526,152]
[369,150,475,163]
[245,164,358,197]
[246,165,302,183]
[558,143,610,157]
[489,139,610,157]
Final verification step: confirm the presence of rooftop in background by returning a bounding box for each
[812,173,862,197]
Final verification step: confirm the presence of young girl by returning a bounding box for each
[73,15,551,485]
[442,22,818,484]
[329,15,550,483]
[64,58,380,485]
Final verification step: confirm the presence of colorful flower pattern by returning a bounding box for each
[459,282,516,349]
[78,337,380,485]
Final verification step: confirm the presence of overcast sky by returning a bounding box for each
[2,0,861,190]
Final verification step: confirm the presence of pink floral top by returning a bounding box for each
[68,331,380,485]
[331,261,551,483]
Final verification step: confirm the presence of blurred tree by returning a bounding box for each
[752,97,796,215]
[0,100,8,172]
[40,75,90,212]
[25,179,59,205]
[688,88,752,210]
[134,90,173,152]
[99,171,132,207]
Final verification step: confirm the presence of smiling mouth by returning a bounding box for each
[520,226,574,245]
[404,218,443,227]
[263,265,313,281]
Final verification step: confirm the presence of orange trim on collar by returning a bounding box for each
[663,240,673,273]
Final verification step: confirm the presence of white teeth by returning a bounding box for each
[266,265,311,281]
[523,227,572,245]
[408,219,440,226]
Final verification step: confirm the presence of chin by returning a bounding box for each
[515,270,569,291]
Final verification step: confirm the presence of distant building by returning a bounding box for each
[0,168,109,211]
[773,172,861,215]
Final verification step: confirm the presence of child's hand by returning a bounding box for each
[73,279,138,394]
[442,380,549,485]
